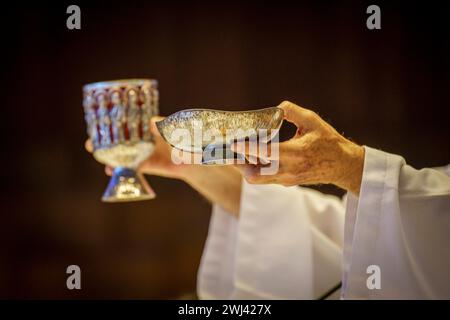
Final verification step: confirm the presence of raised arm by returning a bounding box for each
[85,116,242,216]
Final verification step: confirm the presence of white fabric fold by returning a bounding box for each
[198,145,450,299]
[342,146,450,299]
[198,181,344,299]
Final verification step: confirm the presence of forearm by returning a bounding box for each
[180,165,242,217]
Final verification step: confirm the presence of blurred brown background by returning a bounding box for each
[0,0,449,298]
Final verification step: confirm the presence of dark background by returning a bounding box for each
[1,0,449,298]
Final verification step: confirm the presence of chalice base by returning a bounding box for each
[102,167,156,202]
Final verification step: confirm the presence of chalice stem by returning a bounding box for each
[102,167,155,202]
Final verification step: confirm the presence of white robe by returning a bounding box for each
[197,146,450,299]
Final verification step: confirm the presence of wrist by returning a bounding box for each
[335,141,365,195]
[178,164,210,185]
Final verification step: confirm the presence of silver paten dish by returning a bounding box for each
[156,107,284,164]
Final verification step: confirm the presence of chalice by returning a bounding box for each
[83,79,159,202]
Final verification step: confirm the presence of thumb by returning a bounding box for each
[150,116,165,139]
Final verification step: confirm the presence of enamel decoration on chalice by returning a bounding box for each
[83,79,159,202]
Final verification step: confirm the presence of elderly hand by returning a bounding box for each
[232,101,365,195]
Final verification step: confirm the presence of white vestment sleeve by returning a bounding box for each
[342,146,450,299]
[198,181,345,299]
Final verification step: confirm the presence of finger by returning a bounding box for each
[150,116,165,137]
[232,155,268,165]
[105,166,113,176]
[246,154,270,165]
[231,141,276,160]
[85,139,93,153]
[234,164,279,183]
[231,141,291,163]
[277,101,319,132]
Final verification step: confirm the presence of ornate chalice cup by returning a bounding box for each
[83,79,159,202]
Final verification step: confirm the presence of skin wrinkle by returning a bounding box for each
[235,101,365,195]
